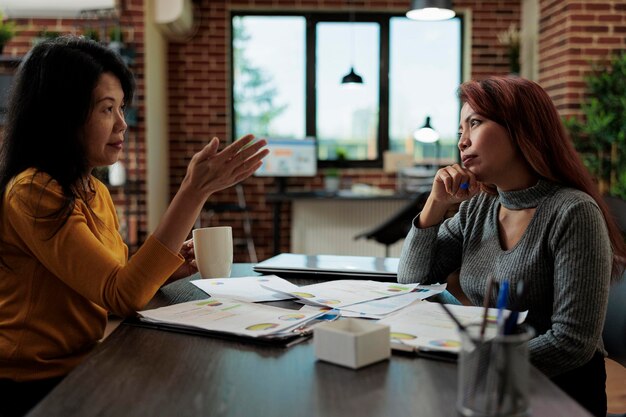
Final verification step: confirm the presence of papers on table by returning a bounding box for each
[378,301,528,354]
[193,275,446,318]
[144,275,455,347]
[263,280,422,308]
[340,284,447,318]
[138,297,325,338]
[265,280,446,319]
[192,275,298,302]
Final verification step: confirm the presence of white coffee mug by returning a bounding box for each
[192,226,233,278]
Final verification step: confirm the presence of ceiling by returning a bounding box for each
[1,0,116,18]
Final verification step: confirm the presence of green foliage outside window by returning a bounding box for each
[232,18,286,138]
[0,13,17,53]
[83,27,100,42]
[563,52,626,199]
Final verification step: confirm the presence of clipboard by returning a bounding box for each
[127,297,341,349]
[124,316,311,348]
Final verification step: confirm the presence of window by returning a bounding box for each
[231,13,462,167]
[316,22,380,161]
[232,16,305,139]
[389,18,462,163]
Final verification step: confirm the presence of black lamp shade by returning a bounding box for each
[410,0,453,9]
[341,67,364,85]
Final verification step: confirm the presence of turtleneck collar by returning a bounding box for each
[497,179,558,209]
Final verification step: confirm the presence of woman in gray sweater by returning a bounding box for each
[398,76,626,417]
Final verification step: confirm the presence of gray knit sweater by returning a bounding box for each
[398,180,612,377]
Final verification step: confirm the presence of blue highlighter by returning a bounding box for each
[460,182,470,190]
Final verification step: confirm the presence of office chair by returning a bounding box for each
[354,192,429,257]
[605,195,626,237]
[604,274,626,367]
[603,189,626,417]
[604,273,626,417]
[603,194,626,365]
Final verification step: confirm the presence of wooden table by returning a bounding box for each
[28,265,592,417]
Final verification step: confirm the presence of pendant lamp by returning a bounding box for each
[341,9,364,86]
[341,67,364,84]
[413,116,440,143]
[406,0,455,21]
[414,116,441,163]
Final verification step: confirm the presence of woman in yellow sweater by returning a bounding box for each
[0,36,268,416]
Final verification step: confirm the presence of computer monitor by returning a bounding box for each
[254,137,317,177]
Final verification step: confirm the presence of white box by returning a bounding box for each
[314,319,390,369]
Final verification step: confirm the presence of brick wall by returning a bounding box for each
[460,0,522,78]
[538,0,626,118]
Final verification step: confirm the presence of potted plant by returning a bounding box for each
[0,13,17,55]
[83,27,100,42]
[323,167,341,192]
[497,23,520,75]
[108,26,123,54]
[32,29,61,46]
[563,52,626,199]
[323,147,348,192]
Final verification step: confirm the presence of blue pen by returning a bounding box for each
[495,280,509,336]
[505,311,519,335]
[504,281,526,335]
[460,182,470,190]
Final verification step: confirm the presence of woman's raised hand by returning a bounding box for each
[152,134,268,260]
[181,134,269,200]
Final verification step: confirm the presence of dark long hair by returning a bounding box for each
[459,76,626,277]
[0,36,134,232]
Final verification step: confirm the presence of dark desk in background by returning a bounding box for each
[28,265,592,417]
[266,190,414,255]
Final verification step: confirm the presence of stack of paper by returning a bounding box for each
[151,276,458,349]
[137,297,326,340]
[191,276,445,320]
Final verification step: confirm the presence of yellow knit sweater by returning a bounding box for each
[0,169,183,381]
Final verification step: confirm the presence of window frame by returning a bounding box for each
[230,11,464,169]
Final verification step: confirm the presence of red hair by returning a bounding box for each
[459,76,625,277]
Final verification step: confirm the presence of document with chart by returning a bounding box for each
[338,284,447,318]
[191,275,298,302]
[379,301,527,355]
[294,283,447,319]
[136,297,326,342]
[262,279,421,309]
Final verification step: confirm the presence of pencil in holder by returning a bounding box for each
[457,324,534,417]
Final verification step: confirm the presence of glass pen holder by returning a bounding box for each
[457,324,534,417]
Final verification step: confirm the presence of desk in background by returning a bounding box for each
[266,191,414,257]
[28,265,592,417]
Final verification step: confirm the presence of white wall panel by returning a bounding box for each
[291,200,410,257]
